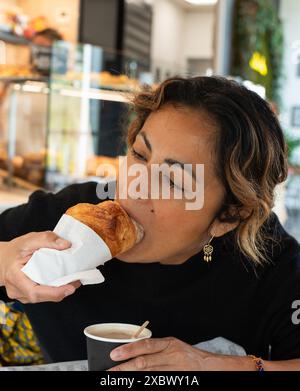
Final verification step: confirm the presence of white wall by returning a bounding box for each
[151,0,185,75]
[151,0,215,77]
[280,0,300,134]
[183,11,214,60]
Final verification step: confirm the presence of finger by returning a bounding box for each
[70,280,81,289]
[5,266,38,297]
[15,269,76,303]
[16,297,30,304]
[108,352,171,371]
[110,338,172,361]
[31,284,76,303]
[19,231,71,256]
[5,285,23,300]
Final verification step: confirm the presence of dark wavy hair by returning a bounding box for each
[126,76,288,264]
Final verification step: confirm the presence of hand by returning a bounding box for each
[108,337,213,371]
[0,231,81,303]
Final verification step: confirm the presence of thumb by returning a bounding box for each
[19,231,71,255]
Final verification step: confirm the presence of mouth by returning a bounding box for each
[118,202,145,244]
[120,203,139,224]
[131,218,144,244]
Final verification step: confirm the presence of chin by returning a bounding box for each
[116,254,147,263]
[116,246,155,263]
[116,256,140,263]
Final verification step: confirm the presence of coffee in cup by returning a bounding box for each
[84,323,152,371]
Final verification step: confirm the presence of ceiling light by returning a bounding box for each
[185,0,218,5]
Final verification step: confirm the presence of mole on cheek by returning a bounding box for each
[150,209,154,213]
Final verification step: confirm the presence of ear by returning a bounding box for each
[209,206,251,238]
[209,219,239,238]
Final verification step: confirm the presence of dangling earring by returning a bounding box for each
[203,235,214,263]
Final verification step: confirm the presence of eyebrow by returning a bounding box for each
[138,131,196,181]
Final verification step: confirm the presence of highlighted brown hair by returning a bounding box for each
[126,76,288,264]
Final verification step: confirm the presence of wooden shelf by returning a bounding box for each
[0,76,48,83]
[0,31,29,45]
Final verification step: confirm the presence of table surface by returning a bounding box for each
[0,360,88,371]
[0,338,246,371]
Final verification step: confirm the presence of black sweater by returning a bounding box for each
[0,182,300,363]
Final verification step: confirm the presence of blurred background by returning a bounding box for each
[0,0,299,240]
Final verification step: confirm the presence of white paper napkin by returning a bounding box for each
[194,337,246,356]
[21,214,112,287]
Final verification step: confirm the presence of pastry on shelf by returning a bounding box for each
[12,155,24,169]
[0,65,35,78]
[98,71,139,90]
[23,149,47,166]
[0,148,7,162]
[2,150,46,186]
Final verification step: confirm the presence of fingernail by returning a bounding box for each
[64,287,75,297]
[56,238,68,247]
[110,349,122,360]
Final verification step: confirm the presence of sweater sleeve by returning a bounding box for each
[264,240,300,360]
[0,182,99,241]
[268,253,300,360]
[0,182,99,301]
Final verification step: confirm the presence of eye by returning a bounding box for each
[130,148,147,162]
[164,175,182,191]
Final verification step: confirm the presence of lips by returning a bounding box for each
[131,218,144,244]
[119,203,146,243]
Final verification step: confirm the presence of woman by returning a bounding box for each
[0,77,300,370]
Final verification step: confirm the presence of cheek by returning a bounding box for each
[152,202,203,239]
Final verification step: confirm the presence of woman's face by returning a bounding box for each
[115,104,227,264]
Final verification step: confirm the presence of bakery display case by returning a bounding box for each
[0,78,48,190]
[0,40,153,191]
[45,41,148,190]
[0,38,266,193]
[0,33,57,189]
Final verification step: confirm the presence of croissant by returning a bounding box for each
[65,201,144,257]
